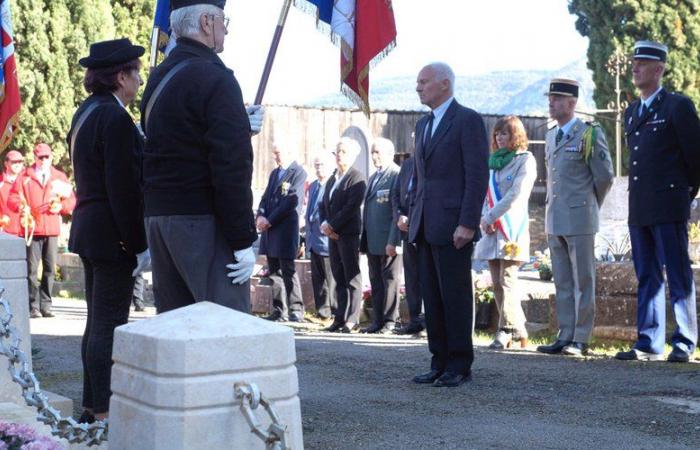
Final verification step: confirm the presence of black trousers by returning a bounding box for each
[367,253,400,326]
[27,236,57,313]
[268,257,304,317]
[310,250,336,318]
[81,257,135,414]
[329,234,362,326]
[417,237,474,375]
[402,238,423,325]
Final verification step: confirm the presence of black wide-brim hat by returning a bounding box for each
[171,0,226,10]
[79,38,145,69]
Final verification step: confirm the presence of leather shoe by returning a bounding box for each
[30,309,42,319]
[323,322,344,333]
[536,340,570,354]
[615,348,664,361]
[412,369,443,384]
[360,323,382,334]
[378,323,395,334]
[264,311,288,322]
[396,323,424,335]
[288,314,305,323]
[433,371,471,387]
[78,410,96,424]
[667,347,690,363]
[562,342,588,357]
[340,323,357,334]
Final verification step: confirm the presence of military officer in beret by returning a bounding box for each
[615,41,700,363]
[537,79,614,357]
[140,0,264,313]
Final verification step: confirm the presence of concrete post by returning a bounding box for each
[109,301,304,450]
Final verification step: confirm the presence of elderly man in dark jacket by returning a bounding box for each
[257,140,307,322]
[140,0,263,313]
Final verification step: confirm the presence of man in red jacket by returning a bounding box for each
[9,143,76,318]
[0,150,24,235]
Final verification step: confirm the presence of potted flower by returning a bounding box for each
[473,271,495,330]
[533,250,553,281]
[0,422,63,449]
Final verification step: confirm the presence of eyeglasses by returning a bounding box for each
[208,14,230,30]
[37,155,51,160]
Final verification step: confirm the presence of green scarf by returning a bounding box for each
[488,148,516,170]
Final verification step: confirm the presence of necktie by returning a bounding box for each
[555,129,564,146]
[423,112,435,149]
[639,103,649,118]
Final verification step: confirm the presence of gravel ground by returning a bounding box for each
[29,299,700,450]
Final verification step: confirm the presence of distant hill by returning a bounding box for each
[305,59,596,116]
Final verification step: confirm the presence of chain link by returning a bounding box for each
[235,382,289,450]
[0,286,108,446]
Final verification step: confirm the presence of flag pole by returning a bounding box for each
[254,0,293,105]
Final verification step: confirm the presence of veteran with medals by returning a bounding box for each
[536,79,614,357]
[615,41,700,363]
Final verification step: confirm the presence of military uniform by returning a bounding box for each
[545,113,614,345]
[622,43,700,358]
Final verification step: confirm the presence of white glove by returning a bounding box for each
[132,249,151,276]
[246,105,264,136]
[226,247,255,284]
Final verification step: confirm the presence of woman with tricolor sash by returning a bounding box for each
[474,116,537,349]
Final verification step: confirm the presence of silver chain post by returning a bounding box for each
[235,382,289,450]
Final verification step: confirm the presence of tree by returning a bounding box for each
[568,0,700,172]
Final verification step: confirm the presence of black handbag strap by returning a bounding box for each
[69,101,101,162]
[144,58,199,132]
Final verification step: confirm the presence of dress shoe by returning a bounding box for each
[340,323,357,334]
[562,342,588,357]
[264,311,288,322]
[396,323,424,335]
[41,310,55,318]
[30,309,42,319]
[488,330,512,350]
[667,347,691,363]
[133,303,146,312]
[77,410,96,424]
[614,348,664,361]
[378,323,395,334]
[288,314,305,323]
[536,340,570,354]
[433,371,471,387]
[412,369,443,384]
[323,322,344,333]
[360,323,382,334]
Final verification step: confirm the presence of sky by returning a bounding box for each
[222,0,589,105]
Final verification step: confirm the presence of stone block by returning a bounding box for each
[56,252,83,268]
[110,301,304,450]
[0,260,26,278]
[251,280,272,314]
[0,232,26,260]
[596,261,637,297]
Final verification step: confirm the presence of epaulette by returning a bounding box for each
[584,120,601,128]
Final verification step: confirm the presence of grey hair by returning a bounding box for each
[372,137,395,159]
[426,62,455,94]
[170,4,222,38]
[336,137,361,159]
[313,149,335,165]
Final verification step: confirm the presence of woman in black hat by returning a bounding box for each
[68,38,150,422]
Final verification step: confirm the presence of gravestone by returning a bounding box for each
[596,176,629,259]
[342,125,371,180]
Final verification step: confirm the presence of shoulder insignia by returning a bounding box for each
[581,126,597,163]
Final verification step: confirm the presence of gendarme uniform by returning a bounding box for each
[544,79,614,346]
[623,41,700,359]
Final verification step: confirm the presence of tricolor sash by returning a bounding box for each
[486,169,527,256]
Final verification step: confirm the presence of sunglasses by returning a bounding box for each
[37,155,51,160]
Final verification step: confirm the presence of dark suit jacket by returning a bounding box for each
[320,167,366,236]
[258,161,307,259]
[68,93,147,261]
[408,99,489,246]
[391,156,416,242]
[624,88,700,226]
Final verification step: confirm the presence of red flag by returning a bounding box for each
[342,0,396,116]
[0,0,20,151]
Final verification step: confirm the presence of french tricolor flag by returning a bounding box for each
[0,0,20,151]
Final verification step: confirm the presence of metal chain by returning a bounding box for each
[235,382,289,450]
[0,287,108,446]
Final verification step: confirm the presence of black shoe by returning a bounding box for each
[536,340,570,354]
[288,314,305,323]
[340,323,357,334]
[615,348,664,361]
[30,309,42,319]
[412,369,443,384]
[264,311,288,322]
[433,371,471,387]
[77,410,96,424]
[360,323,382,334]
[396,323,425,335]
[323,322,344,333]
[667,347,691,363]
[562,342,588,357]
[40,310,55,318]
[133,302,146,312]
[378,323,396,334]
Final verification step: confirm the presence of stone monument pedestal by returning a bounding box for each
[109,301,304,450]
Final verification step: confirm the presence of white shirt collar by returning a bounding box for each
[431,96,454,122]
[111,93,126,109]
[641,86,663,108]
[557,116,577,135]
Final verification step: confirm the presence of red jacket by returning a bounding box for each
[0,173,21,235]
[8,166,76,237]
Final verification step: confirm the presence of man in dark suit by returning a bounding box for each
[320,137,367,333]
[409,62,489,387]
[392,155,424,335]
[258,141,308,322]
[305,151,336,320]
[360,138,401,334]
[615,41,700,363]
